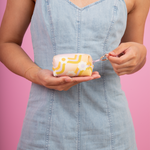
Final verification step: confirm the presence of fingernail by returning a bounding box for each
[109,52,116,56]
[96,75,101,79]
[65,78,72,82]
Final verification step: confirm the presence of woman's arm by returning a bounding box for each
[108,0,150,76]
[0,0,100,91]
[0,0,37,78]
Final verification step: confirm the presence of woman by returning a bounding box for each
[0,0,149,149]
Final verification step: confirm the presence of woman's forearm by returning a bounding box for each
[0,42,40,82]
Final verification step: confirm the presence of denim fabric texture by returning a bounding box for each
[17,0,137,149]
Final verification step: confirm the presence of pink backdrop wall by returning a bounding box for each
[0,1,150,150]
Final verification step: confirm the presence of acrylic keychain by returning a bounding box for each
[92,51,125,64]
[92,54,108,64]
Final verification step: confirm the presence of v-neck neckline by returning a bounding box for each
[66,0,103,10]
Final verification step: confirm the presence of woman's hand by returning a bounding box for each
[108,42,147,76]
[26,68,100,91]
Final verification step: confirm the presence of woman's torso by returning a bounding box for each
[17,0,137,149]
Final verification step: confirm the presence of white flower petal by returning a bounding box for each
[78,61,88,71]
[59,57,68,64]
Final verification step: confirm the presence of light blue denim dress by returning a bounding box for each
[17,0,137,149]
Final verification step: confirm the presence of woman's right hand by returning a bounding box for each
[26,68,101,91]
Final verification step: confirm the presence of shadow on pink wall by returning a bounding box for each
[0,1,150,150]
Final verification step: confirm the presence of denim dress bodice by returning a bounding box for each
[17,0,137,149]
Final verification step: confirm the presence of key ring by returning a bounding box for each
[92,54,108,64]
[100,54,108,61]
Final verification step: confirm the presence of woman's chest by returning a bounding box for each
[31,0,127,57]
[33,0,134,14]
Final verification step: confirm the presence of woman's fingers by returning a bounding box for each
[63,72,100,91]
[45,82,75,91]
[109,42,131,57]
[37,69,101,91]
[110,58,137,75]
[63,82,81,91]
[72,72,100,82]
[71,76,93,82]
[108,47,135,64]
[47,72,100,91]
[45,79,84,91]
[111,58,136,70]
[37,69,72,86]
[108,43,145,76]
[91,71,101,79]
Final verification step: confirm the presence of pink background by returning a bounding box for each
[0,1,150,150]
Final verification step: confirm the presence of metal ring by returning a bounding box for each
[100,54,108,61]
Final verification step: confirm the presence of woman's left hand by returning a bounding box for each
[108,42,147,76]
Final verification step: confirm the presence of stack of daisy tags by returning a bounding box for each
[52,54,94,77]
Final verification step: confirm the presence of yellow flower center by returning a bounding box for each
[62,58,66,61]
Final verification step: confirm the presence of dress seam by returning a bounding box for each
[77,84,81,150]
[45,0,56,149]
[45,90,55,150]
[102,0,118,149]
[76,9,81,150]
[45,0,56,55]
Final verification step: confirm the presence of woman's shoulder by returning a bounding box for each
[125,0,150,14]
